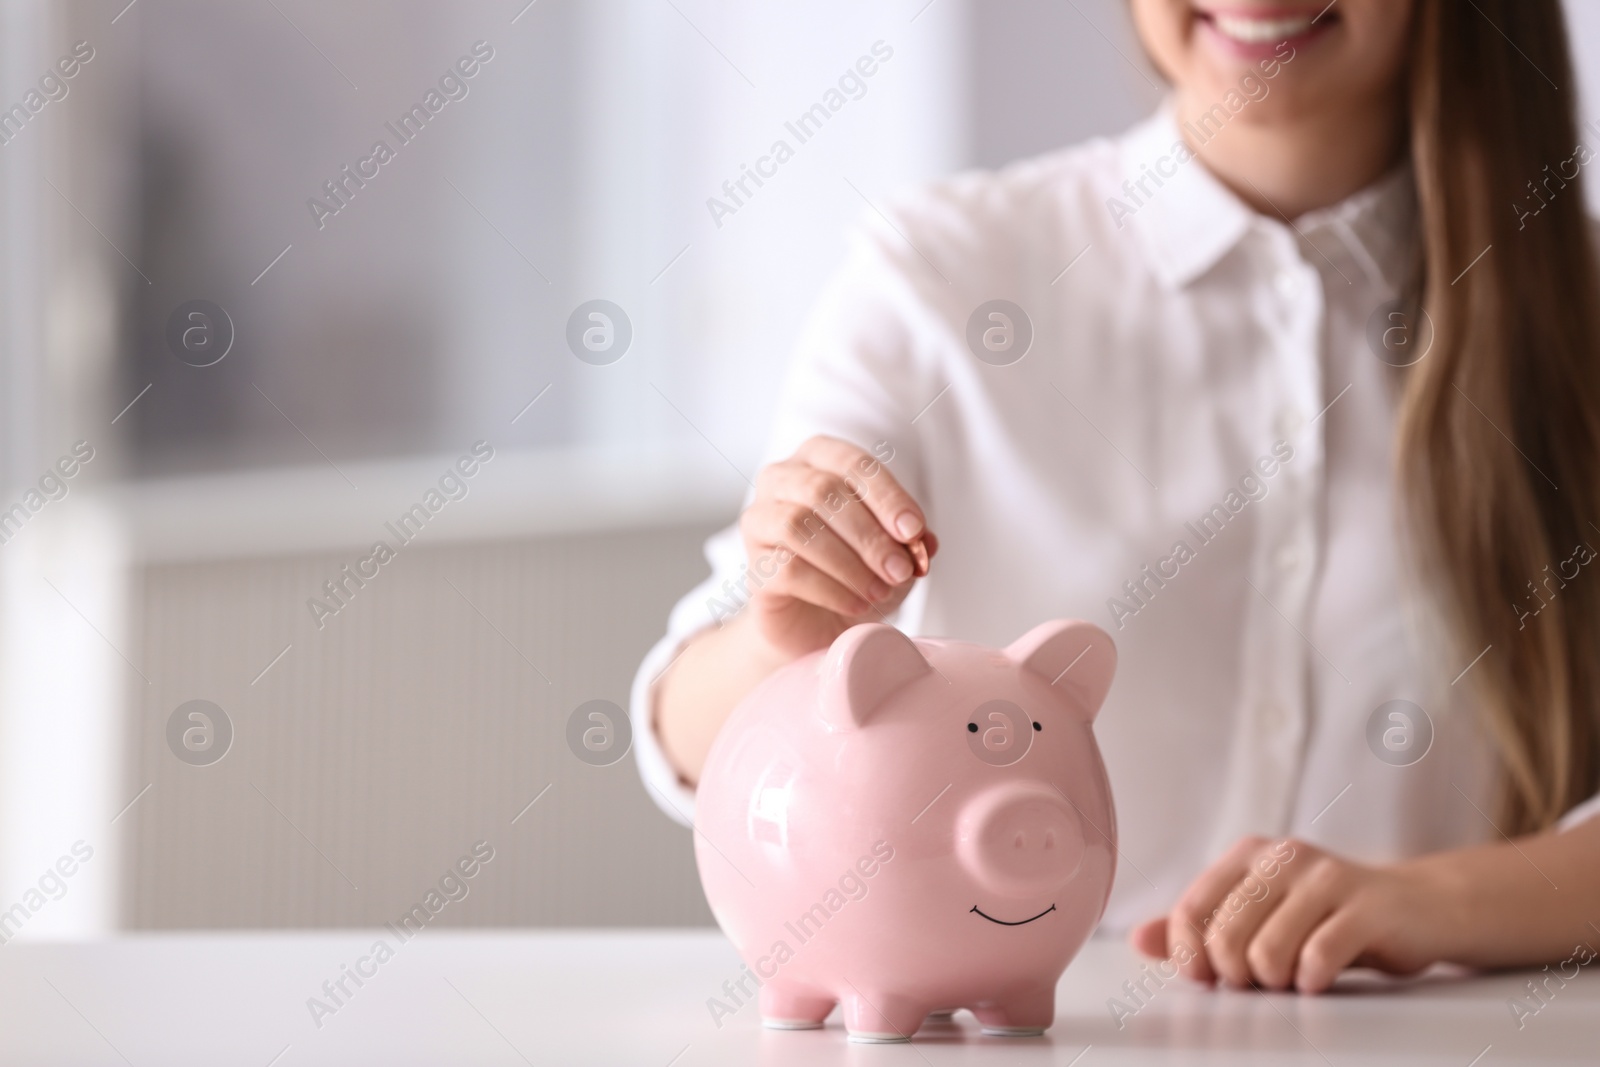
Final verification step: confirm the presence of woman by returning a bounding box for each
[632,0,1600,994]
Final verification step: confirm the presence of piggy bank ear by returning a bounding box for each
[820,623,931,731]
[1007,619,1116,720]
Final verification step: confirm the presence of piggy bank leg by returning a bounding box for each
[842,991,927,1043]
[759,985,834,1030]
[972,986,1055,1037]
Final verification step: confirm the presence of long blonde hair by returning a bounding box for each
[1403,0,1600,832]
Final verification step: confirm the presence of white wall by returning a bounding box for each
[562,0,970,466]
[1563,0,1600,214]
[0,0,129,942]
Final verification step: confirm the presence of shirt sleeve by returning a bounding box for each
[627,523,745,828]
[628,207,942,826]
[1557,790,1600,832]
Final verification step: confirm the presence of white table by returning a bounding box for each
[2,930,1594,1065]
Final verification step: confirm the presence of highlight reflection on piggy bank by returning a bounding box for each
[695,620,1118,1043]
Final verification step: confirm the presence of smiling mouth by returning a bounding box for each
[970,904,1057,926]
[1195,5,1338,45]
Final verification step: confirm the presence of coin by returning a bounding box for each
[909,537,930,577]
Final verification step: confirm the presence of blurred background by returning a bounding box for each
[3,0,1600,937]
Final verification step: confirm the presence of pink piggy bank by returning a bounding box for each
[694,619,1117,1042]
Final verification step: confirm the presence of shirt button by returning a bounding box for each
[1275,407,1306,438]
[1260,704,1286,733]
[1274,546,1302,572]
[1274,271,1298,299]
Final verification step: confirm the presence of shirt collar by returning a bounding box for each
[1115,103,1416,291]
[1116,104,1254,289]
[1296,162,1417,291]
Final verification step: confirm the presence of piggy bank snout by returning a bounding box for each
[956,784,1085,899]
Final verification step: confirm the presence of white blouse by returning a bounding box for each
[630,106,1600,931]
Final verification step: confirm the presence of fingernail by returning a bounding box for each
[867,578,892,601]
[895,511,923,540]
[847,597,873,616]
[885,553,912,583]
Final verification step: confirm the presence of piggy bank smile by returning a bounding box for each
[970,903,1057,926]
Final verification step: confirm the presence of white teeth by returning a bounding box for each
[1211,13,1316,43]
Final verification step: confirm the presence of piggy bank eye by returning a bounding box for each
[965,699,1034,766]
[1032,721,1042,731]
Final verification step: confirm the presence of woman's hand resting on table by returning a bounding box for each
[1130,836,1452,994]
